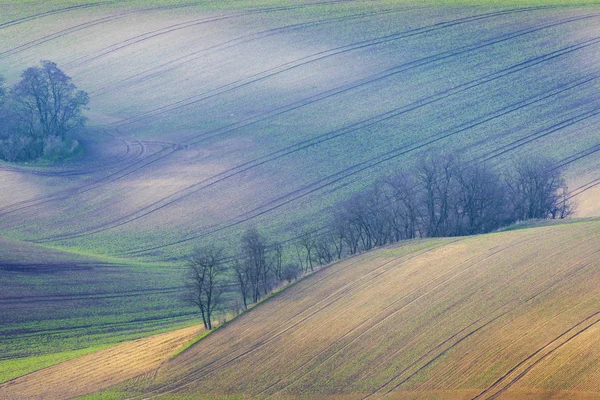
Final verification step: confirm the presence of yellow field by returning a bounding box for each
[5,220,600,399]
[0,326,201,400]
[102,220,600,399]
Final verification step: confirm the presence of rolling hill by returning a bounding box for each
[0,237,198,383]
[3,219,600,399]
[1,0,600,260]
[0,325,200,400]
[2,0,600,392]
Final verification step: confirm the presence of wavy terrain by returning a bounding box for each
[78,220,600,399]
[1,0,600,392]
[0,237,196,382]
[0,325,200,400]
[1,1,599,260]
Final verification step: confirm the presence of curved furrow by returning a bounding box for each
[0,14,128,59]
[122,90,600,256]
[0,2,108,30]
[89,7,419,97]
[0,143,173,217]
[67,0,382,72]
[0,2,237,59]
[472,310,600,400]
[7,8,579,220]
[0,130,139,178]
[110,6,556,127]
[178,13,598,147]
[125,241,459,399]
[114,44,600,255]
[33,26,598,245]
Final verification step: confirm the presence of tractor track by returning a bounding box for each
[124,240,461,399]
[259,236,536,397]
[119,47,600,255]
[364,238,600,399]
[480,107,600,162]
[473,309,600,400]
[0,2,108,30]
[109,6,561,127]
[88,6,424,97]
[1,0,358,60]
[0,140,177,217]
[0,129,140,178]
[31,23,600,246]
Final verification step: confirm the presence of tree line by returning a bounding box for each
[0,61,89,162]
[186,153,574,330]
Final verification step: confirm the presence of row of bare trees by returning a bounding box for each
[185,229,300,330]
[185,154,573,330]
[322,154,572,256]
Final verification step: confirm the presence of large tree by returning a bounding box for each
[11,60,89,142]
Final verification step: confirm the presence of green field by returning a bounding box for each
[1,0,600,260]
[0,237,200,383]
[3,220,600,398]
[1,0,600,392]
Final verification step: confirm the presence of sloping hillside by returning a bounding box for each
[0,237,197,382]
[83,219,600,399]
[0,325,200,400]
[1,1,599,259]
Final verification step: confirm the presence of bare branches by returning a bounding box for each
[185,245,225,330]
[11,60,89,140]
[325,152,573,256]
[1,61,89,161]
[182,153,573,326]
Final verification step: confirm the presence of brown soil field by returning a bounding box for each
[88,220,600,399]
[0,325,201,400]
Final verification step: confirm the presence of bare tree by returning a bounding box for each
[315,234,334,265]
[383,172,421,240]
[329,216,346,259]
[552,186,574,219]
[506,157,573,221]
[339,210,362,255]
[185,245,225,330]
[454,163,507,235]
[272,242,284,282]
[416,152,459,237]
[298,229,317,271]
[294,241,306,272]
[241,228,269,303]
[11,61,89,144]
[232,259,250,310]
[0,75,5,104]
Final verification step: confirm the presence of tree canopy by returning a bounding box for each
[0,61,89,162]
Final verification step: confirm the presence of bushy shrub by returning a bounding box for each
[42,136,79,161]
[282,263,301,283]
